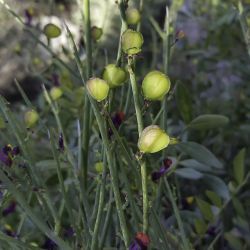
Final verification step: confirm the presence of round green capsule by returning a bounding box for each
[142,71,171,101]
[121,29,143,55]
[86,78,109,102]
[102,64,127,88]
[50,87,63,100]
[126,8,141,25]
[43,23,61,39]
[24,110,39,128]
[91,26,103,41]
[138,125,170,153]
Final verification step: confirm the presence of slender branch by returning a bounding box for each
[127,56,148,234]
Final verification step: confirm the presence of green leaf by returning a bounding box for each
[205,190,222,208]
[194,218,207,235]
[232,197,246,219]
[0,115,5,129]
[179,159,213,173]
[188,114,229,130]
[203,174,230,200]
[233,148,246,185]
[225,232,243,250]
[175,168,203,180]
[177,142,223,169]
[175,82,192,123]
[196,198,214,222]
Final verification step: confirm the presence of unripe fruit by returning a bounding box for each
[126,8,141,25]
[95,162,104,173]
[43,23,61,39]
[91,26,103,41]
[86,78,109,102]
[138,125,170,153]
[142,71,171,101]
[121,29,143,55]
[24,110,39,128]
[50,87,63,100]
[102,64,127,88]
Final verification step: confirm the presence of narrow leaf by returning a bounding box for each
[233,148,246,185]
[177,142,223,169]
[175,82,192,123]
[188,114,229,130]
[175,168,203,180]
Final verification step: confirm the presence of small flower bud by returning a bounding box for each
[24,110,39,128]
[43,23,62,39]
[121,29,144,55]
[95,162,104,173]
[91,26,103,41]
[176,30,185,40]
[142,71,171,101]
[102,64,127,88]
[126,8,141,25]
[86,78,109,102]
[50,87,63,100]
[138,125,170,153]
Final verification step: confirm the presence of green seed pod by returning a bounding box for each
[121,29,144,55]
[95,162,104,173]
[50,87,63,100]
[86,78,109,102]
[24,110,39,128]
[142,71,171,101]
[126,8,141,25]
[43,23,61,39]
[91,26,103,41]
[102,64,127,88]
[138,125,170,153]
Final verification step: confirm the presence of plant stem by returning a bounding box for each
[116,0,128,66]
[0,169,71,250]
[66,25,130,248]
[164,178,191,250]
[82,0,93,189]
[91,158,107,250]
[127,56,148,234]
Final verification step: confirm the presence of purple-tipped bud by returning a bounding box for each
[58,133,64,152]
[2,201,16,217]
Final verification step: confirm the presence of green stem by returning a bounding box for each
[127,57,143,135]
[66,25,130,248]
[116,0,128,66]
[91,160,107,250]
[82,0,93,189]
[164,178,191,250]
[127,56,148,234]
[0,169,71,250]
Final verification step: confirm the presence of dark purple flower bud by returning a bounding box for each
[63,226,74,238]
[112,111,125,129]
[58,133,64,152]
[52,73,61,87]
[2,145,12,155]
[163,158,172,168]
[12,146,20,156]
[2,201,16,216]
[4,227,17,238]
[42,238,57,250]
[151,158,172,182]
[24,8,33,26]
[129,232,150,250]
[109,111,126,137]
[0,151,12,167]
